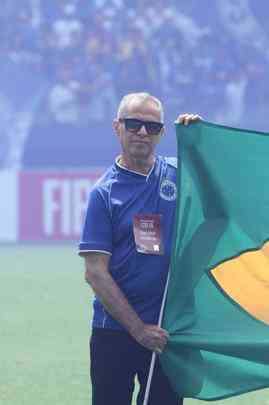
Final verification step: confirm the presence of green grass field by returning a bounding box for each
[1,245,269,405]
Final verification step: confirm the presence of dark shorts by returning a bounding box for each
[90,327,183,405]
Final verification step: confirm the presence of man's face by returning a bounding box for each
[113,99,164,162]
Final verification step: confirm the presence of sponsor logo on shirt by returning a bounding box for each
[160,179,177,201]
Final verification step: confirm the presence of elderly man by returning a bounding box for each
[79,92,200,405]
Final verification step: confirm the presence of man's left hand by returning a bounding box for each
[176,113,202,125]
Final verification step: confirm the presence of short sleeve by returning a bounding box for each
[78,187,112,255]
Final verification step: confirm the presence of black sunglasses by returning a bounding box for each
[119,118,164,135]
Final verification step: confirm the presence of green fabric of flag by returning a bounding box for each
[161,121,269,401]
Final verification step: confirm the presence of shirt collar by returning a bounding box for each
[115,155,156,181]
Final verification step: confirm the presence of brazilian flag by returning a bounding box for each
[161,121,269,400]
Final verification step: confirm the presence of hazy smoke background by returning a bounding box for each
[1,0,269,169]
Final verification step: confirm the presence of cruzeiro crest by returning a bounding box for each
[160,179,177,201]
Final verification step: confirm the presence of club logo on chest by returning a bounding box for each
[160,179,177,201]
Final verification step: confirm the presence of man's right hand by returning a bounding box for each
[131,323,169,354]
[84,253,170,354]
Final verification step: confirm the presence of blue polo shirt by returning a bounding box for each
[79,156,178,330]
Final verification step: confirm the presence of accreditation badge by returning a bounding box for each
[133,214,164,255]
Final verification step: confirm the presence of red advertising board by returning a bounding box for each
[19,170,103,241]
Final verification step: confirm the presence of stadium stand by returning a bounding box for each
[0,0,269,168]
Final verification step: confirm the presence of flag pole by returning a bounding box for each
[142,272,170,405]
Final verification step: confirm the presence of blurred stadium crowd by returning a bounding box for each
[1,0,269,168]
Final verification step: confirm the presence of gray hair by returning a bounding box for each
[117,92,164,122]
